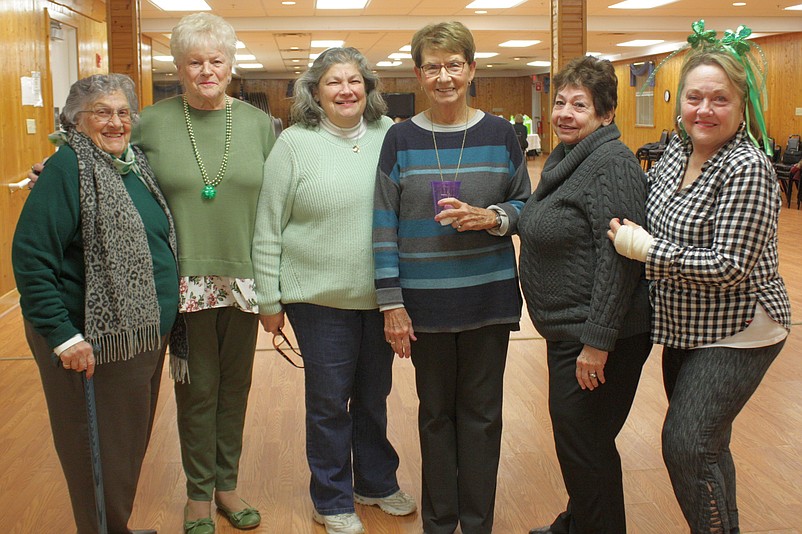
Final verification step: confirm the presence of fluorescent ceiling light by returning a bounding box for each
[474,52,498,59]
[282,1,296,4]
[527,60,551,67]
[316,0,369,8]
[399,45,411,52]
[608,0,678,8]
[499,40,541,47]
[376,61,403,67]
[309,53,321,60]
[617,39,664,47]
[732,1,745,4]
[154,55,174,62]
[388,52,412,59]
[475,10,487,13]
[236,41,245,49]
[466,0,525,8]
[235,54,256,61]
[785,3,802,8]
[311,40,345,48]
[148,0,211,11]
[238,63,264,69]
[586,51,602,56]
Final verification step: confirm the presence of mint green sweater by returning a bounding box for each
[253,117,392,314]
[133,96,276,278]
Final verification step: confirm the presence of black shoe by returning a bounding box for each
[529,527,553,534]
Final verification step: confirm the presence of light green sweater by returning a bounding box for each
[253,116,392,314]
[133,96,276,278]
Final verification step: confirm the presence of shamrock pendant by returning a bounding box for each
[201,184,217,200]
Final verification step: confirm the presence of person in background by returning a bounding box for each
[372,20,530,534]
[253,46,416,534]
[13,73,178,534]
[513,113,529,154]
[609,36,790,533]
[518,56,652,534]
[132,12,276,534]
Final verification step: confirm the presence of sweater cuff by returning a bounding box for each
[376,287,404,308]
[580,321,619,352]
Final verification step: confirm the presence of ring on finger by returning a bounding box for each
[589,372,597,379]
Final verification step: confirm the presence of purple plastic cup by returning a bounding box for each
[431,181,461,224]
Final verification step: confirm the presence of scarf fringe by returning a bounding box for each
[169,352,190,383]
[91,324,161,365]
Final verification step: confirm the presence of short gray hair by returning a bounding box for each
[411,21,475,67]
[291,47,387,127]
[60,74,139,130]
[170,12,237,67]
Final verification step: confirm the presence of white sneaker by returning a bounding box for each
[312,509,365,534]
[354,489,417,516]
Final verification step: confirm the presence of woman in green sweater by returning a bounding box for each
[13,74,178,534]
[252,47,415,534]
[132,13,276,534]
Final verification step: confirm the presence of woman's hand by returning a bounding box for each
[383,307,417,358]
[60,341,96,378]
[259,311,285,335]
[607,217,653,262]
[435,198,498,232]
[576,344,608,391]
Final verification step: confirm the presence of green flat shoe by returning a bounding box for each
[184,505,215,534]
[215,499,261,530]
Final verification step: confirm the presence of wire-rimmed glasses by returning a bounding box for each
[79,107,136,124]
[272,328,303,368]
[420,61,467,77]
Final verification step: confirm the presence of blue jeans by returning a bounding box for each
[661,339,786,533]
[285,303,400,515]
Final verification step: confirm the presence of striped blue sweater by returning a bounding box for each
[372,111,531,332]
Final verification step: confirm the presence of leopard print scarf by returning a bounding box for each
[69,129,179,364]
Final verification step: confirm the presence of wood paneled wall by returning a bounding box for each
[0,0,106,298]
[242,75,534,131]
[612,32,802,154]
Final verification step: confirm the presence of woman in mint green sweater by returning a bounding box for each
[252,47,415,534]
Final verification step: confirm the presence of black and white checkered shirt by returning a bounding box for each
[645,129,791,349]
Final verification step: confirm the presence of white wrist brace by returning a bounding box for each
[614,224,653,262]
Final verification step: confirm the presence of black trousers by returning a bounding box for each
[546,333,652,534]
[26,321,166,534]
[411,324,511,534]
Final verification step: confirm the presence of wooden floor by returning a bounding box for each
[1,157,801,533]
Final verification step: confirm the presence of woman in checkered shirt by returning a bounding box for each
[609,46,791,533]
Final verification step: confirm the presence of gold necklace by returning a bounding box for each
[183,95,232,200]
[331,118,364,153]
[431,107,469,181]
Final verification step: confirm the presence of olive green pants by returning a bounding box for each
[175,307,259,501]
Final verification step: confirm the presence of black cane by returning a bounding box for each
[53,348,108,534]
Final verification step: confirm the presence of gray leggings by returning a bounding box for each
[661,339,785,533]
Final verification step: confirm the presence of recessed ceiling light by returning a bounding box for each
[732,1,746,4]
[399,45,412,52]
[475,10,487,13]
[586,51,602,56]
[235,54,255,61]
[466,0,525,8]
[527,60,551,67]
[388,52,413,59]
[500,40,541,47]
[617,39,665,47]
[238,63,264,69]
[315,0,369,8]
[513,57,521,60]
[376,61,403,67]
[311,40,345,48]
[236,41,245,49]
[608,0,678,7]
[784,2,802,8]
[154,55,174,62]
[282,1,296,4]
[309,53,321,60]
[290,46,300,50]
[487,64,494,68]
[474,52,499,59]
[148,0,211,11]
[292,59,300,63]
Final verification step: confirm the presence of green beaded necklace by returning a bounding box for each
[183,95,232,200]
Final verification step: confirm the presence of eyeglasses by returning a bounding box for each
[272,328,303,368]
[420,61,467,77]
[79,108,135,124]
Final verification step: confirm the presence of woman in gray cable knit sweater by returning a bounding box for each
[518,56,652,534]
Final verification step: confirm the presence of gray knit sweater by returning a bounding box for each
[518,123,650,351]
